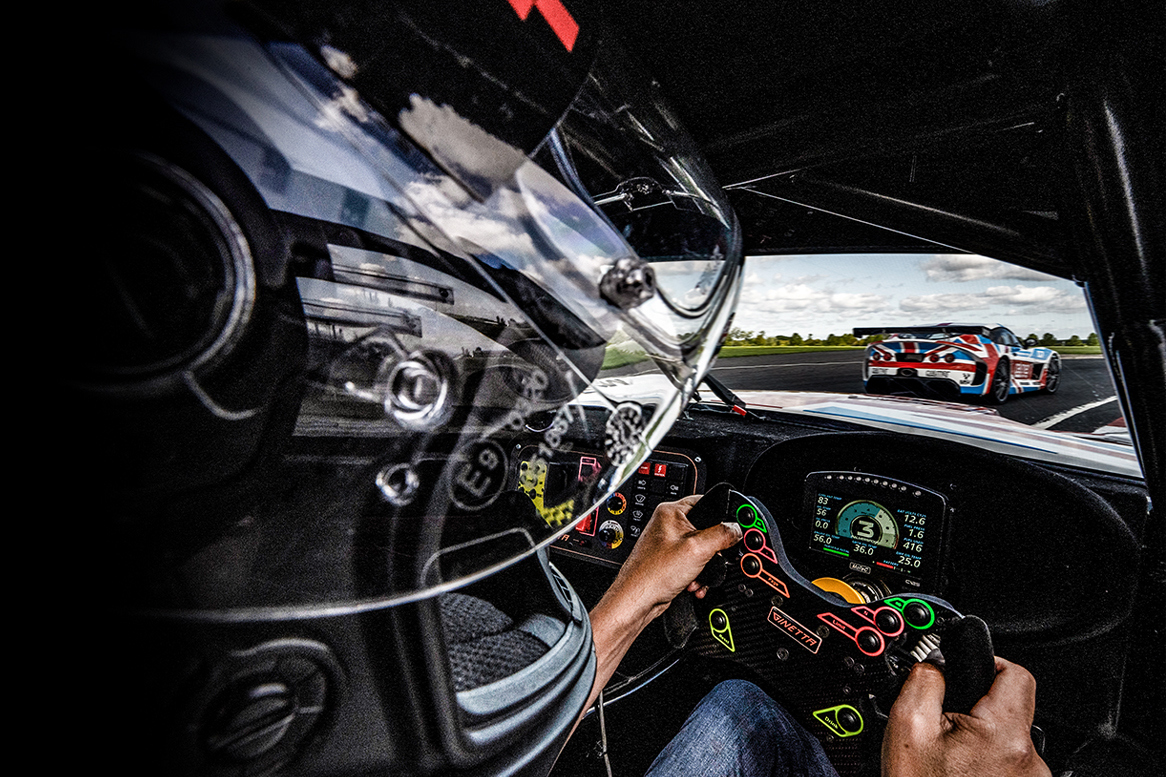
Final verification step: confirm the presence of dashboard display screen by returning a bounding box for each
[804,471,945,584]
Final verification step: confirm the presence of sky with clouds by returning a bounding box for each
[733,253,1096,340]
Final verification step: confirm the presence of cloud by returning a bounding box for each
[900,285,1087,315]
[740,281,890,316]
[900,293,990,313]
[922,255,1058,283]
[832,292,893,311]
[743,269,781,286]
[984,285,1088,311]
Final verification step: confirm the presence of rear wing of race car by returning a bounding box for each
[853,325,989,337]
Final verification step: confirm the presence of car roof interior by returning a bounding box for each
[608,1,1161,281]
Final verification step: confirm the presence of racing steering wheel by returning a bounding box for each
[663,483,995,775]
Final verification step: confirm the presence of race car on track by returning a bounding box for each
[853,324,1061,404]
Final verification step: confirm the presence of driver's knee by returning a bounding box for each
[647,680,839,777]
[690,681,838,777]
[693,680,795,743]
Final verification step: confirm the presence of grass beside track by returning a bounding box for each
[1050,346,1104,355]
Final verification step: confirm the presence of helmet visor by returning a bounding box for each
[115,29,742,620]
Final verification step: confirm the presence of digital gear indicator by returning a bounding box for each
[835,501,900,548]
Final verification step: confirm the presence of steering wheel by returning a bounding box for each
[663,483,995,776]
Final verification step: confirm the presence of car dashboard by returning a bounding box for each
[547,402,1147,777]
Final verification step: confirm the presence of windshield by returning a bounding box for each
[707,252,1139,477]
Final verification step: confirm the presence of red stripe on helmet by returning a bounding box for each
[507,0,580,51]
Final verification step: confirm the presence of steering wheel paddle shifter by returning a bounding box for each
[669,483,997,772]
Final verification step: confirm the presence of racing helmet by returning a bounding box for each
[83,1,743,774]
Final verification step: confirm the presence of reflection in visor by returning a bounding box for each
[115,28,742,618]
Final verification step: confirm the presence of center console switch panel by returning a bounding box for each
[550,450,702,567]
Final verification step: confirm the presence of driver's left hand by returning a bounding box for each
[600,494,743,626]
[578,494,742,721]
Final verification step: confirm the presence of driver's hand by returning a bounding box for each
[882,657,1051,777]
[581,495,743,717]
[602,495,742,625]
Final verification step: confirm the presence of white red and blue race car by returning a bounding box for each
[852,323,1061,404]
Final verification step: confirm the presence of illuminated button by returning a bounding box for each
[741,555,762,576]
[575,511,597,535]
[638,462,652,475]
[736,503,762,529]
[654,463,668,477]
[874,608,904,636]
[903,601,936,629]
[837,707,862,734]
[743,529,768,553]
[856,628,883,655]
[812,704,865,738]
[709,609,735,652]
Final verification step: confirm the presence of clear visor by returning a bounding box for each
[122,32,742,619]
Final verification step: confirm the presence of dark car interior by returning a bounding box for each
[546,2,1162,775]
[91,2,1160,777]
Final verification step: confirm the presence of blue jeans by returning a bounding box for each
[644,680,840,777]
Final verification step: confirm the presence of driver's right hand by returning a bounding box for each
[881,656,1051,777]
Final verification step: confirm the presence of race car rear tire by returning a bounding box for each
[984,359,1010,405]
[1042,355,1061,393]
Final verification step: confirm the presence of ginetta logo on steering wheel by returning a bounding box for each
[767,607,823,654]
